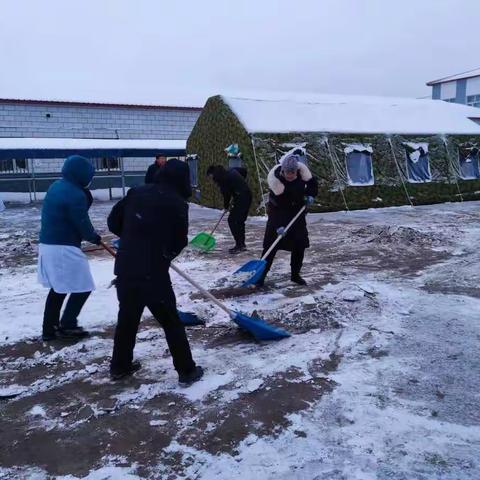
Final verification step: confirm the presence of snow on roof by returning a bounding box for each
[0,138,186,150]
[427,68,480,86]
[0,138,186,159]
[221,94,480,135]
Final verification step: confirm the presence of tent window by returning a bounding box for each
[343,144,374,186]
[187,155,198,187]
[404,143,431,183]
[459,148,480,180]
[228,156,242,168]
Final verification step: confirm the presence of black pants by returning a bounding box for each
[42,289,91,334]
[228,199,251,247]
[258,246,305,284]
[111,283,196,375]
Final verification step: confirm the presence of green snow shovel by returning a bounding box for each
[190,209,227,252]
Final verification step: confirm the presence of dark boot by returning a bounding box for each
[110,360,142,381]
[291,273,307,285]
[228,244,247,254]
[178,366,204,386]
[58,326,90,339]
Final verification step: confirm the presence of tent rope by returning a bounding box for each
[251,136,267,216]
[387,138,414,207]
[442,137,464,202]
[325,139,350,212]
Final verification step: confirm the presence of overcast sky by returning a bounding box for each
[1,0,479,107]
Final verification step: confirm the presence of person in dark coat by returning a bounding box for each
[144,155,167,184]
[38,155,102,341]
[206,165,252,254]
[255,153,318,287]
[107,159,203,384]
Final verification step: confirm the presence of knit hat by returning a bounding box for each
[225,144,240,157]
[281,154,299,174]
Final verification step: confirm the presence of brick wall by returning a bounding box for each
[0,100,201,184]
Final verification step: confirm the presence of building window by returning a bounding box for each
[92,157,119,171]
[467,94,480,107]
[186,154,198,187]
[343,144,374,186]
[0,159,28,173]
[404,143,431,183]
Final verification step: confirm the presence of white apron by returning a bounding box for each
[37,244,95,293]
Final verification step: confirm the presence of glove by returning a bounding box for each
[112,238,121,250]
[93,233,102,246]
[276,227,286,236]
[304,196,314,206]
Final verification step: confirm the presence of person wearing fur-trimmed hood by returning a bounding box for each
[255,153,318,287]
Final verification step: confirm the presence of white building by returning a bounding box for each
[427,68,480,108]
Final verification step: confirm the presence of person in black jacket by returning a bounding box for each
[144,155,167,184]
[206,165,252,254]
[107,159,203,384]
[255,153,318,287]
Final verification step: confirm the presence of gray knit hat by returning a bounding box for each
[281,154,299,174]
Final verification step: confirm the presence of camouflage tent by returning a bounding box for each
[187,94,480,212]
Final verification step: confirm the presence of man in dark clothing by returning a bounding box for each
[144,155,167,184]
[206,165,252,254]
[107,159,203,384]
[255,153,318,287]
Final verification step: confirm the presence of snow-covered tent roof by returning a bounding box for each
[221,94,480,135]
[0,138,186,159]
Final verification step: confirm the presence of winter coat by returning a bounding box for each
[145,162,160,184]
[39,155,100,248]
[108,159,191,308]
[263,163,318,252]
[212,167,252,211]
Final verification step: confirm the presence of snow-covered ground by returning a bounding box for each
[1,200,480,479]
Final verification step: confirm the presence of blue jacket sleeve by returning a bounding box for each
[67,190,100,244]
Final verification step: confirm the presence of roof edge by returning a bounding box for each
[0,98,203,111]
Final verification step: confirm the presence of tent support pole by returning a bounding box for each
[325,139,349,212]
[387,137,414,207]
[442,136,463,202]
[251,136,267,216]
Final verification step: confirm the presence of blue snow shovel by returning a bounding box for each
[169,263,290,341]
[233,205,307,287]
[177,311,205,326]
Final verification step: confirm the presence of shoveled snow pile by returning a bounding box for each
[353,224,443,247]
[0,231,37,268]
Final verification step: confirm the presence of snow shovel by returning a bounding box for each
[101,242,206,328]
[233,205,307,287]
[189,210,227,252]
[169,263,290,341]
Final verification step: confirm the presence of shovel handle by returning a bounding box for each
[102,241,233,318]
[169,263,233,317]
[261,205,306,260]
[101,241,117,258]
[208,209,227,237]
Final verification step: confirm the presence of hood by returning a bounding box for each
[155,158,192,199]
[61,155,95,187]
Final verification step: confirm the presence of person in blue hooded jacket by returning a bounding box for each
[38,155,102,341]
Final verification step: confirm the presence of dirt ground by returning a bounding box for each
[1,200,480,479]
